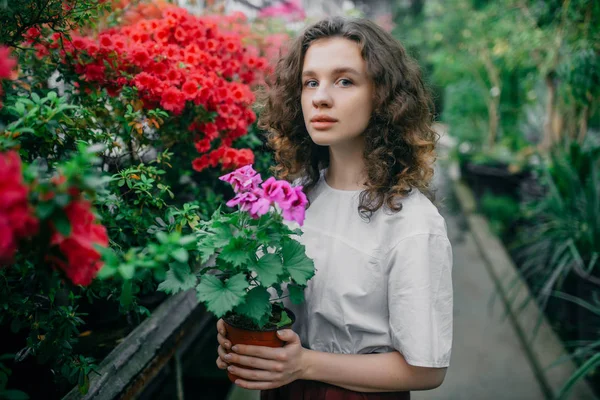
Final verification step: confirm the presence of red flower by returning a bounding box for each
[0,151,39,265]
[182,80,199,99]
[160,87,185,114]
[194,138,211,153]
[49,200,108,286]
[0,47,16,79]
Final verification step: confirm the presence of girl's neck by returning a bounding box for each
[324,139,367,191]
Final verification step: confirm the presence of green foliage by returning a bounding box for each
[0,0,108,47]
[189,210,314,329]
[479,192,520,238]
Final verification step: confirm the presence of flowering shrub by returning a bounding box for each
[35,5,271,173]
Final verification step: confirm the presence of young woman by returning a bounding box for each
[215,17,453,399]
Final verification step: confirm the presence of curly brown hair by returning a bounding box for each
[257,17,438,219]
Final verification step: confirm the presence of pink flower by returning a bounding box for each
[281,186,307,226]
[219,164,262,193]
[261,177,295,209]
[225,189,271,219]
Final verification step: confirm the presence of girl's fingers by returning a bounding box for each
[227,364,281,382]
[234,379,278,390]
[224,352,282,372]
[217,345,230,363]
[217,333,231,349]
[217,319,227,336]
[216,356,228,370]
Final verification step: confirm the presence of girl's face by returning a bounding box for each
[301,37,374,149]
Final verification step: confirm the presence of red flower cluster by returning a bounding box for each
[0,151,108,285]
[0,46,17,109]
[48,199,109,286]
[0,151,39,265]
[42,5,269,172]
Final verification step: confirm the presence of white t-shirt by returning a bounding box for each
[283,172,453,368]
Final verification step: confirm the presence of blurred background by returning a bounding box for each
[0,0,598,399]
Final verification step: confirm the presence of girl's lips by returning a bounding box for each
[311,120,337,129]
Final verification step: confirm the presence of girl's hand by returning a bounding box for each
[224,329,307,390]
[216,319,230,370]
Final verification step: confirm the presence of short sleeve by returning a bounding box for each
[386,233,453,368]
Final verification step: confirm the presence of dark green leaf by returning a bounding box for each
[288,284,305,305]
[220,238,250,268]
[282,240,314,285]
[171,248,189,263]
[36,201,55,219]
[196,274,248,317]
[158,265,197,295]
[252,253,284,287]
[234,286,272,327]
[120,281,133,309]
[53,208,72,237]
[2,389,30,400]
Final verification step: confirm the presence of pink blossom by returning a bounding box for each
[226,189,272,219]
[281,186,307,226]
[261,177,295,209]
[258,0,306,22]
[219,164,262,193]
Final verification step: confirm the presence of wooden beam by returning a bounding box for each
[62,290,212,400]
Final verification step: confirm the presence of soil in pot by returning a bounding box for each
[222,307,296,383]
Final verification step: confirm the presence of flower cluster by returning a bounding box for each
[38,5,271,172]
[219,165,307,225]
[0,151,108,286]
[0,151,39,264]
[0,46,17,109]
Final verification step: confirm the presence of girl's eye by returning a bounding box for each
[338,78,353,87]
[304,80,318,88]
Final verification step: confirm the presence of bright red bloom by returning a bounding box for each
[0,46,16,79]
[0,151,39,265]
[182,80,199,99]
[160,87,185,114]
[49,200,109,286]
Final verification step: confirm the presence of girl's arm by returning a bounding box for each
[217,323,447,392]
[302,346,447,392]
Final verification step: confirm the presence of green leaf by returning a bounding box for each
[288,284,305,305]
[53,208,72,237]
[197,236,218,264]
[2,389,30,400]
[179,235,196,247]
[276,310,293,328]
[120,281,133,309]
[96,265,116,279]
[220,238,250,268]
[118,263,135,280]
[158,265,197,295]
[170,248,189,263]
[556,352,600,399]
[36,201,55,219]
[282,240,314,285]
[234,286,272,327]
[156,231,168,244]
[252,253,284,287]
[196,273,248,317]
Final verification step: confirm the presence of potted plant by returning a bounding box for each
[162,164,315,383]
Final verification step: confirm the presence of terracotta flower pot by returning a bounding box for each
[222,309,296,383]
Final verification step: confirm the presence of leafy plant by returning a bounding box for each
[156,165,315,329]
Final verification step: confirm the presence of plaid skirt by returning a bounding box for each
[260,380,410,400]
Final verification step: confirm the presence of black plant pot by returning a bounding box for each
[462,161,530,201]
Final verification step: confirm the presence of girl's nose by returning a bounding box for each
[312,85,333,108]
